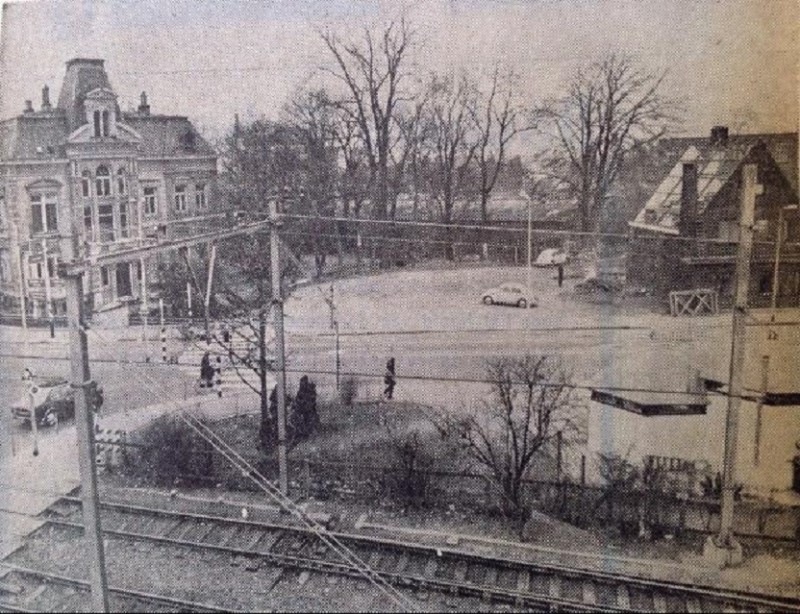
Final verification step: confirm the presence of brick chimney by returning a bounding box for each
[710,125,729,146]
[41,85,51,111]
[23,100,33,114]
[138,91,150,116]
[678,163,699,237]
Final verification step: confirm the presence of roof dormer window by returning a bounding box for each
[93,111,102,138]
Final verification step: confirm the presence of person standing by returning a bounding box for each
[384,357,396,400]
[557,263,564,288]
[200,352,214,388]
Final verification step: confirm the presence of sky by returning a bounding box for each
[0,0,797,143]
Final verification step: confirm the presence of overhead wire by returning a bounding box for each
[81,325,416,613]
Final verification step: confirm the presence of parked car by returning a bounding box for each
[534,248,568,267]
[11,377,103,427]
[481,283,538,308]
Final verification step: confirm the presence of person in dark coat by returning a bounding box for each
[200,352,214,388]
[384,357,396,400]
[557,263,564,288]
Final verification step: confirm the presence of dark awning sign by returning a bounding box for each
[590,389,708,417]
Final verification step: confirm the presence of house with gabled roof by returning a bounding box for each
[0,58,218,321]
[626,126,799,307]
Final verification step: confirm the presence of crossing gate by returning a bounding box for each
[95,426,126,467]
[669,288,719,317]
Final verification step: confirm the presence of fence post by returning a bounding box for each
[580,454,586,486]
[302,458,311,500]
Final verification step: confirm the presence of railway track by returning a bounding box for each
[0,561,235,613]
[27,495,800,613]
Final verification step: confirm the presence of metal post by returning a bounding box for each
[771,205,799,313]
[527,191,533,296]
[771,207,784,312]
[754,355,769,465]
[717,164,761,556]
[270,201,289,496]
[204,243,217,342]
[139,258,149,361]
[28,384,39,456]
[335,321,341,392]
[63,270,110,611]
[186,281,193,319]
[41,239,54,337]
[159,298,166,363]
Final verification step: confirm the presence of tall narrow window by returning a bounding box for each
[93,111,101,138]
[30,192,58,234]
[95,165,111,197]
[117,168,126,195]
[143,186,158,215]
[98,204,114,242]
[101,266,109,286]
[81,170,92,198]
[83,205,93,240]
[195,183,207,208]
[30,195,43,233]
[119,202,129,238]
[102,110,110,137]
[174,184,187,212]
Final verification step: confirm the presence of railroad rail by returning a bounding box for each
[0,561,236,613]
[28,495,800,613]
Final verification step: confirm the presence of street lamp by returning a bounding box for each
[771,204,798,313]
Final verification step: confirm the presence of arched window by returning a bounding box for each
[81,170,92,198]
[93,111,101,138]
[116,168,126,195]
[95,165,111,197]
[102,110,110,137]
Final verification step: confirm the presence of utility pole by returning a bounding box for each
[60,237,110,610]
[325,283,341,391]
[204,243,217,342]
[41,239,55,337]
[269,199,289,496]
[705,163,761,568]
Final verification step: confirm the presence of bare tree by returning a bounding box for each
[319,17,415,220]
[471,67,532,223]
[540,54,674,232]
[425,73,479,260]
[435,355,576,516]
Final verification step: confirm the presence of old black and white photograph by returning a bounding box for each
[0,0,798,611]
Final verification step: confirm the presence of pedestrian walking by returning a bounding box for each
[200,352,214,388]
[557,263,564,288]
[384,357,396,400]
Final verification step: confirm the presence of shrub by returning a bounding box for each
[339,376,359,406]
[124,414,214,485]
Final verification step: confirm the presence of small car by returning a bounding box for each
[534,248,568,267]
[11,377,103,427]
[481,283,538,308]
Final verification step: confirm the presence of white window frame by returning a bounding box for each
[30,191,58,234]
[95,165,111,197]
[195,183,207,209]
[174,184,187,212]
[143,186,158,216]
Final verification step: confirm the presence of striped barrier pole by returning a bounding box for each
[159,298,167,363]
[214,356,222,398]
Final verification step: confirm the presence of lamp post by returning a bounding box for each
[771,204,798,313]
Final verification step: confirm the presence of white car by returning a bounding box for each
[481,283,538,308]
[534,248,568,267]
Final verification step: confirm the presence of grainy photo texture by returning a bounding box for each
[0,1,797,611]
